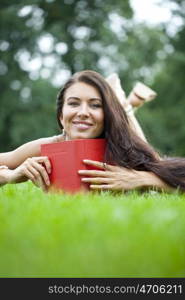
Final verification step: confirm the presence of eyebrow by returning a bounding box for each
[66,97,102,102]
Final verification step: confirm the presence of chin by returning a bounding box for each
[70,132,97,140]
[73,135,93,140]
[67,129,103,140]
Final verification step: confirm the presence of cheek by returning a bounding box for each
[60,106,71,124]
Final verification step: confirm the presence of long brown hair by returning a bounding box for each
[57,70,185,191]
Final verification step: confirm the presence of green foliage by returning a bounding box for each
[0,0,185,156]
[0,182,185,277]
[138,0,185,156]
[0,0,133,150]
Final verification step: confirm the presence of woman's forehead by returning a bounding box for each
[65,82,101,100]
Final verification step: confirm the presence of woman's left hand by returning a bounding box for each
[78,159,146,191]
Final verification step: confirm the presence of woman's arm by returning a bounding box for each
[0,135,64,169]
[79,160,174,192]
[0,134,64,190]
[0,166,9,186]
[134,170,173,192]
[0,156,52,191]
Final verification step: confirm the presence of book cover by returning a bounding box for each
[41,139,106,193]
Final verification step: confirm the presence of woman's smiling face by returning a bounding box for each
[60,81,104,140]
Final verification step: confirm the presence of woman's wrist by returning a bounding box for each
[139,171,172,191]
[130,170,150,189]
[124,170,151,190]
[138,171,160,189]
[0,168,23,185]
[0,167,12,185]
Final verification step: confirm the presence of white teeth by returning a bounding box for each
[77,123,90,128]
[73,122,92,129]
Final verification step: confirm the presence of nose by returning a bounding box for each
[77,103,90,118]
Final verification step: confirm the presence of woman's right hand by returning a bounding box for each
[7,156,51,192]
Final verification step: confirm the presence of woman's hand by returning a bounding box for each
[78,159,147,192]
[6,156,51,192]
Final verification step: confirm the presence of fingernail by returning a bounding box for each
[78,170,83,174]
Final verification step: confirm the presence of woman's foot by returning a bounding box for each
[127,82,157,108]
[106,73,157,113]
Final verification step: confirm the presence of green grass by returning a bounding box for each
[0,182,185,278]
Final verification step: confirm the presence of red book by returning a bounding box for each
[41,139,106,193]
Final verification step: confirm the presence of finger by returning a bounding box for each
[32,177,47,192]
[83,159,113,170]
[21,169,35,181]
[78,170,111,177]
[33,163,50,186]
[89,184,114,190]
[26,157,50,186]
[27,165,45,184]
[33,157,51,174]
[27,166,47,188]
[29,168,47,191]
[81,177,110,184]
[29,161,50,186]
[40,157,51,174]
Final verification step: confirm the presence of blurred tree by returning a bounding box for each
[0,0,133,150]
[137,0,185,156]
[0,0,184,157]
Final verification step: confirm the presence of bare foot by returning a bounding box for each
[127,82,157,108]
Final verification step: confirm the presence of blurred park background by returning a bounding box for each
[0,0,185,156]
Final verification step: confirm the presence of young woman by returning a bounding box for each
[1,70,184,192]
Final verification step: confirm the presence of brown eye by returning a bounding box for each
[68,101,79,106]
[90,103,102,108]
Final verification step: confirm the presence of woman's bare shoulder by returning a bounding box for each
[49,134,65,143]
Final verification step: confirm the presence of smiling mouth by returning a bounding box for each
[72,121,93,130]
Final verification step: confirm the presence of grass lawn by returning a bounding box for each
[0,182,185,278]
